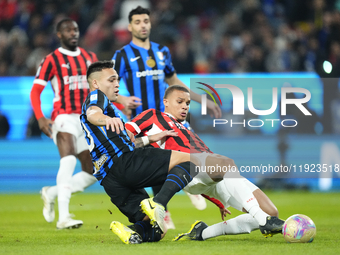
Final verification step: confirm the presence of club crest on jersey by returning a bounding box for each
[157,51,164,60]
[86,60,92,67]
[146,57,156,68]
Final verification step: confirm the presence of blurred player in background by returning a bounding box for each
[112,6,221,120]
[125,85,284,240]
[112,6,217,225]
[30,19,98,229]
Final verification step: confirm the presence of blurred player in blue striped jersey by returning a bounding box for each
[125,85,285,241]
[112,6,221,120]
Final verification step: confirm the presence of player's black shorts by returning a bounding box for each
[101,147,172,223]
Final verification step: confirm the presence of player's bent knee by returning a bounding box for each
[179,161,198,179]
[169,151,190,168]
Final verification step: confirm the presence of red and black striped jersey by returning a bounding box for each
[126,109,212,153]
[33,47,98,120]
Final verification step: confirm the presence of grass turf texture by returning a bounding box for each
[0,191,339,255]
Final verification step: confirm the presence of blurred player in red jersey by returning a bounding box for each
[126,85,284,240]
[30,19,98,229]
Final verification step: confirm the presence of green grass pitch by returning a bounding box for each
[0,191,339,255]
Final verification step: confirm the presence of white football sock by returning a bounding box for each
[47,172,97,200]
[71,171,97,193]
[57,155,77,221]
[223,175,269,226]
[202,214,259,239]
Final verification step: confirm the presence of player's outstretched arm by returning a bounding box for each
[116,94,142,109]
[134,130,178,148]
[201,194,231,220]
[86,105,124,134]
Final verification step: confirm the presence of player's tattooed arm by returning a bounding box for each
[134,137,145,148]
[134,130,179,148]
[87,105,124,133]
[88,106,107,125]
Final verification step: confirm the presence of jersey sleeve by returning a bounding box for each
[112,50,125,80]
[30,56,55,120]
[125,109,155,135]
[163,46,176,77]
[201,194,225,209]
[34,56,55,86]
[86,90,110,112]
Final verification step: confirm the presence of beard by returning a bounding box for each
[62,38,78,51]
[134,31,150,42]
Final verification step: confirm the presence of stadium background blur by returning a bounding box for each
[1,0,340,193]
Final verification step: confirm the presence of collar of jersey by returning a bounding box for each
[164,112,174,119]
[164,112,186,125]
[58,47,81,56]
[129,41,153,51]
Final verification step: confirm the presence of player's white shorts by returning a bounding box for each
[184,152,259,212]
[52,114,88,154]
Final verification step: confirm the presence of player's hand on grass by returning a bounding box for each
[206,99,222,118]
[38,117,53,139]
[220,207,231,221]
[149,130,178,144]
[106,117,124,134]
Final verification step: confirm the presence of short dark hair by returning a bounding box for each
[86,60,114,81]
[56,18,76,32]
[128,6,150,23]
[164,85,189,99]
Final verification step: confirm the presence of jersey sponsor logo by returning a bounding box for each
[63,75,89,90]
[130,56,141,62]
[136,69,164,78]
[61,63,70,69]
[94,154,108,171]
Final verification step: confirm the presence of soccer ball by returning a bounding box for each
[282,214,316,243]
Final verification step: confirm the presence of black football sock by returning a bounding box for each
[153,161,195,207]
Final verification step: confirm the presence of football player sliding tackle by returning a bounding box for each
[123,86,285,242]
[81,60,284,244]
[110,80,283,241]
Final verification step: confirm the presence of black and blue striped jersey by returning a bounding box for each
[112,41,176,118]
[80,89,135,182]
